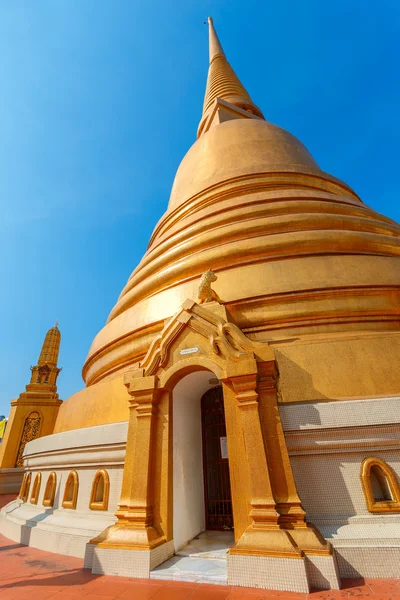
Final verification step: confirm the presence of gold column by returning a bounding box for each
[231,373,277,523]
[257,361,305,521]
[257,360,332,555]
[95,371,165,550]
[226,361,301,558]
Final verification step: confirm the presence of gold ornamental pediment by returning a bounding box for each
[139,298,271,377]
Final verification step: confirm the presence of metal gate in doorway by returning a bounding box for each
[201,386,233,530]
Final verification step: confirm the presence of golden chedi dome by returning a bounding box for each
[54,18,400,433]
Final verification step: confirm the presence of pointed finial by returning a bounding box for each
[198,16,264,136]
[208,17,225,63]
[54,319,59,328]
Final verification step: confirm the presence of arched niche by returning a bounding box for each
[62,470,79,509]
[20,472,32,502]
[30,473,42,505]
[43,472,57,507]
[18,473,27,500]
[361,457,400,512]
[89,469,110,511]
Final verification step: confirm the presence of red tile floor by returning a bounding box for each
[1,496,400,599]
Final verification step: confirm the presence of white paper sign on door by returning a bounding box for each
[220,436,228,459]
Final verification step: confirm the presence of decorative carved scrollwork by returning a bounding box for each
[15,411,41,468]
[140,298,258,376]
[37,365,50,384]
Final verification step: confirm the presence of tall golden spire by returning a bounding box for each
[208,15,225,61]
[38,323,61,367]
[198,17,264,136]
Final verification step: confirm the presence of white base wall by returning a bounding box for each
[0,422,128,559]
[281,396,400,579]
[1,498,115,558]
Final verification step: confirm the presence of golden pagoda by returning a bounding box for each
[1,18,400,593]
[0,324,62,493]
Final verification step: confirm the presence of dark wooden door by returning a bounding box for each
[201,386,233,530]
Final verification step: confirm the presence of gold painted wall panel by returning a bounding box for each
[276,333,400,403]
[54,375,129,433]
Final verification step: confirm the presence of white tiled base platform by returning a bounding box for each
[228,553,310,593]
[176,530,234,559]
[151,556,228,584]
[304,553,341,590]
[0,498,116,558]
[150,531,233,584]
[91,541,175,578]
[335,546,400,578]
[149,531,339,591]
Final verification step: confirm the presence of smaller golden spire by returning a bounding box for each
[38,323,61,367]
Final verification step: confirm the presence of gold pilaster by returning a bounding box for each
[231,372,277,523]
[94,372,165,550]
[227,365,302,558]
[257,361,332,555]
[257,361,305,521]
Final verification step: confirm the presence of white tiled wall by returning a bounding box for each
[281,397,400,578]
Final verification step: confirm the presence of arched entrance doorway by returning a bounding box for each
[172,371,234,553]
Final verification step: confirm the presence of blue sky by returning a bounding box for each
[0,1,399,417]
